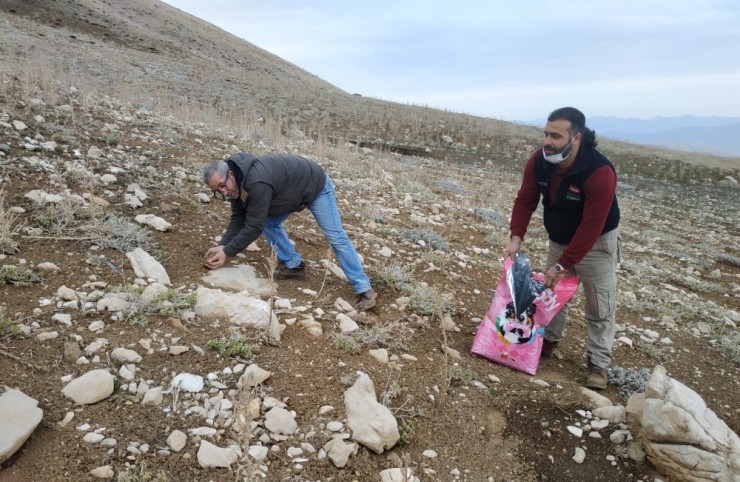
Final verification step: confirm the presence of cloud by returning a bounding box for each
[163,0,740,119]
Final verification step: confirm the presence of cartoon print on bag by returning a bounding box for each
[496,301,537,344]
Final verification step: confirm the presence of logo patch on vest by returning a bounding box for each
[565,185,582,201]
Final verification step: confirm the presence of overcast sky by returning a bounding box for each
[162,0,740,122]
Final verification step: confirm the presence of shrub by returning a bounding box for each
[206,337,260,358]
[0,264,42,286]
[399,419,415,445]
[120,286,196,325]
[332,333,361,354]
[0,310,22,340]
[398,228,449,252]
[405,284,455,316]
[0,188,21,254]
[473,207,507,225]
[448,366,479,386]
[373,262,415,290]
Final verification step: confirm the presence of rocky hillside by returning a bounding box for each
[0,2,739,481]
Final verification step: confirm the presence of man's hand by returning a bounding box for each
[204,244,227,269]
[544,265,567,290]
[503,236,522,259]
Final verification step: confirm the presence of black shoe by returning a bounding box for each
[274,262,307,280]
[540,339,561,359]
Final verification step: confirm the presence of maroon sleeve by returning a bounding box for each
[557,165,617,268]
[509,151,541,240]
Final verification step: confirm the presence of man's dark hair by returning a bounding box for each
[547,107,598,148]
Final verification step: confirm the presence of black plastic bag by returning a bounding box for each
[506,252,546,317]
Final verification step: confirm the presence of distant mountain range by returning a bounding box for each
[528,115,740,158]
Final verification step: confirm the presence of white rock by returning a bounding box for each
[248,445,269,461]
[264,407,297,435]
[141,387,163,406]
[422,449,438,458]
[345,373,400,454]
[323,437,357,468]
[237,364,271,389]
[197,440,240,468]
[52,313,72,326]
[172,373,204,393]
[337,313,359,333]
[0,388,44,464]
[579,387,613,409]
[37,262,60,272]
[134,214,172,232]
[37,331,59,341]
[591,419,609,430]
[169,345,189,355]
[195,287,281,340]
[110,347,142,364]
[593,405,627,424]
[369,348,389,364]
[201,265,274,297]
[88,320,105,332]
[99,174,117,184]
[573,447,586,464]
[380,467,418,482]
[89,465,114,479]
[326,421,344,432]
[167,430,187,452]
[61,369,115,404]
[567,426,583,438]
[126,248,171,285]
[83,433,105,444]
[190,427,217,437]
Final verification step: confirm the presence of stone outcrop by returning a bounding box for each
[628,365,740,481]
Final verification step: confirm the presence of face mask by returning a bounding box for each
[542,137,574,164]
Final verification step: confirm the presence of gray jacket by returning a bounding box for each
[220,152,326,256]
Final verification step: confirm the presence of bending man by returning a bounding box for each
[203,152,377,311]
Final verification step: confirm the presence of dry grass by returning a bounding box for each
[0,188,22,254]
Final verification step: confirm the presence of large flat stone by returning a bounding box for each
[0,387,43,463]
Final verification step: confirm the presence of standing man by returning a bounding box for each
[203,153,377,311]
[503,107,620,390]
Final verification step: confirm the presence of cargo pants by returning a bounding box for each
[544,229,620,370]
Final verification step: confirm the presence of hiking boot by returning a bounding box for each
[356,290,378,311]
[585,366,608,390]
[540,339,561,359]
[274,262,307,280]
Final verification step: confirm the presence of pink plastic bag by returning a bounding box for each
[471,258,579,375]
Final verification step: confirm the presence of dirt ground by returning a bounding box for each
[1,129,738,481]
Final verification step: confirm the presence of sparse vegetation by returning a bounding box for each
[332,333,361,354]
[399,419,416,445]
[398,228,449,252]
[0,264,42,286]
[373,262,415,290]
[0,188,22,254]
[448,366,479,386]
[117,463,169,482]
[119,287,197,325]
[0,310,22,340]
[405,284,456,316]
[206,336,261,358]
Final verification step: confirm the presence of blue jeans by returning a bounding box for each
[261,175,372,294]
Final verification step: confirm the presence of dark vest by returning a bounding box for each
[534,147,620,245]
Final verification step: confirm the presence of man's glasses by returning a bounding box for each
[211,173,230,200]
